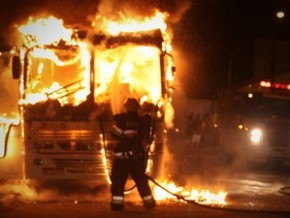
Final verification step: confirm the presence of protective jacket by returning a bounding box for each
[112,112,144,154]
[110,111,155,210]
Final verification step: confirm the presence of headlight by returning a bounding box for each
[250,128,262,144]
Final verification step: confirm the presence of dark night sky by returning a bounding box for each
[174,0,290,97]
[1,0,290,98]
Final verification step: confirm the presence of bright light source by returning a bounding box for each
[260,80,271,87]
[248,93,253,98]
[260,80,290,90]
[276,11,285,19]
[250,128,262,144]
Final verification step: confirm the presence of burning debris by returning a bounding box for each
[0,180,227,208]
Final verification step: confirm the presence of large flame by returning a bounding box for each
[107,11,167,35]
[94,11,172,53]
[18,16,74,47]
[8,13,228,207]
[0,5,230,209]
[17,13,175,118]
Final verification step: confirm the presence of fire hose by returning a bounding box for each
[99,122,290,215]
[106,149,290,215]
[145,172,290,216]
[125,151,290,216]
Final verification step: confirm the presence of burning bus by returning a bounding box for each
[0,14,175,182]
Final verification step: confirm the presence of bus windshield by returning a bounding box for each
[25,46,90,106]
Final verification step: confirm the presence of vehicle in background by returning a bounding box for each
[218,80,290,167]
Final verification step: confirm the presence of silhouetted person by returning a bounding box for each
[110,98,156,211]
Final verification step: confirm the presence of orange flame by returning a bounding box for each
[92,10,172,53]
[17,13,175,122]
[106,11,168,36]
[17,17,90,106]
[153,180,227,206]
[3,11,228,208]
[18,16,74,47]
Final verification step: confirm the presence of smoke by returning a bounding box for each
[0,179,111,209]
[0,0,192,36]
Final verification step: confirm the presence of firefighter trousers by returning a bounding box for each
[110,158,155,210]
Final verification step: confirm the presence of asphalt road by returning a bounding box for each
[1,200,290,218]
[1,147,290,218]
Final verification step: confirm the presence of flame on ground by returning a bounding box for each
[0,179,227,207]
[153,180,227,206]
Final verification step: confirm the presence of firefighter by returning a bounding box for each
[110,98,156,211]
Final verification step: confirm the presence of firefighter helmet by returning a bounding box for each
[124,98,140,112]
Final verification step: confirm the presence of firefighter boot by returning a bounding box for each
[143,195,156,210]
[111,196,124,211]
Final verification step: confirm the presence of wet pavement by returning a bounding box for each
[1,196,290,218]
[1,168,290,218]
[1,146,290,217]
